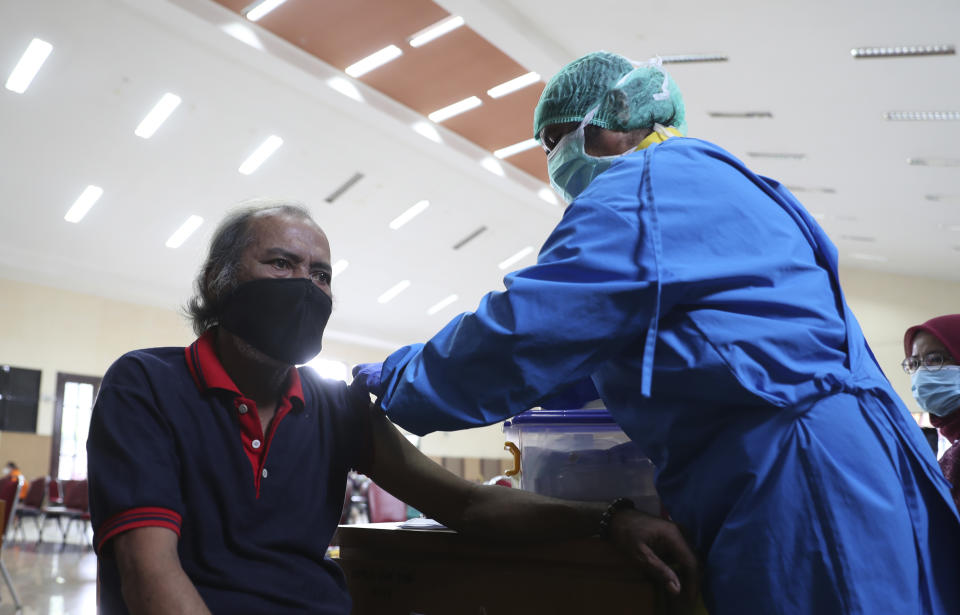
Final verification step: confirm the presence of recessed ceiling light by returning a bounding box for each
[786,186,837,194]
[389,200,430,230]
[810,212,827,220]
[850,253,888,262]
[221,23,264,50]
[487,72,541,98]
[165,215,204,249]
[908,157,960,167]
[327,77,363,102]
[708,111,773,119]
[840,234,876,243]
[244,0,289,22]
[747,152,806,160]
[377,280,411,304]
[453,226,487,250]
[498,246,534,270]
[238,135,283,175]
[428,96,482,122]
[5,38,53,94]
[64,185,103,223]
[538,187,559,205]
[851,44,954,58]
[884,111,960,121]
[134,93,181,139]
[660,54,728,63]
[427,294,459,315]
[412,121,442,143]
[345,45,403,78]
[494,138,539,159]
[926,194,960,203]
[481,157,504,176]
[409,15,465,47]
[332,259,349,277]
[940,224,960,232]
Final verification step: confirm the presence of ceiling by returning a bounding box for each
[1,0,957,352]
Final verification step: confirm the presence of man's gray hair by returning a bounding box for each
[185,199,317,336]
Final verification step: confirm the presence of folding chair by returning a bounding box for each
[0,476,24,610]
[13,477,47,541]
[42,479,91,547]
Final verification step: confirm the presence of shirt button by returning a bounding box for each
[252,439,261,449]
[238,403,248,414]
[261,468,269,479]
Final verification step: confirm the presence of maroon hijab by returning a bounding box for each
[904,314,960,509]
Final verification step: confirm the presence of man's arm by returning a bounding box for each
[362,407,699,602]
[112,527,212,615]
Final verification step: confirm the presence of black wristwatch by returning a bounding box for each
[598,497,635,538]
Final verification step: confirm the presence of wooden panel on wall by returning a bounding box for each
[0,431,52,479]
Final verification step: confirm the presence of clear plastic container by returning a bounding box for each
[503,409,660,515]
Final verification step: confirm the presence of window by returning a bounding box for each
[0,364,41,433]
[50,373,101,481]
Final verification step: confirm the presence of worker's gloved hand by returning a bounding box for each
[351,362,385,398]
[609,510,702,614]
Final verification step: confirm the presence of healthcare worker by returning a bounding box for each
[904,314,960,510]
[354,52,960,614]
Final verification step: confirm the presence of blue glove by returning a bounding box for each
[351,362,385,398]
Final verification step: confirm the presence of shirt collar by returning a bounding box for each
[184,329,304,406]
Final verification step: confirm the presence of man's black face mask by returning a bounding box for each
[218,278,332,365]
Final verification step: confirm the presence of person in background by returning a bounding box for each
[904,314,960,509]
[3,462,29,500]
[353,51,960,614]
[86,202,697,615]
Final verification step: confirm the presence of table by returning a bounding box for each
[334,522,669,615]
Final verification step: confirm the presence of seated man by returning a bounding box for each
[87,202,697,615]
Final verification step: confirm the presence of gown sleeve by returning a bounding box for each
[378,176,663,436]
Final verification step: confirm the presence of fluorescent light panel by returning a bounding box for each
[135,93,181,139]
[412,121,442,143]
[908,157,960,167]
[332,259,349,277]
[708,111,773,119]
[327,77,363,102]
[498,246,534,270]
[427,294,458,315]
[389,200,430,230]
[926,194,960,202]
[850,252,888,262]
[409,15,464,47]
[851,45,954,58]
[428,96,482,122]
[494,138,539,159]
[538,187,559,205]
[840,234,876,243]
[747,152,806,160]
[377,280,411,304]
[660,54,728,64]
[481,157,504,176]
[221,23,264,50]
[487,72,540,98]
[64,186,103,223]
[244,0,288,22]
[345,45,402,78]
[239,135,283,175]
[884,111,960,121]
[5,38,53,94]
[786,186,837,194]
[165,215,204,248]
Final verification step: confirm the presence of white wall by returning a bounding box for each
[2,266,957,460]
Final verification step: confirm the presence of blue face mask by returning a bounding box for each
[911,365,960,417]
[546,107,625,204]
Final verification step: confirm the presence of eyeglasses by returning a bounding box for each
[901,351,954,374]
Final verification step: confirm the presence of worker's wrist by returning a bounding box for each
[598,497,635,539]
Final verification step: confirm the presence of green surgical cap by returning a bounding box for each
[533,51,687,140]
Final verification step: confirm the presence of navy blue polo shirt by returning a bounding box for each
[88,331,371,614]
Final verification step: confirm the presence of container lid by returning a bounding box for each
[504,408,616,427]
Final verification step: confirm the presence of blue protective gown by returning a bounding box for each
[377,138,960,614]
